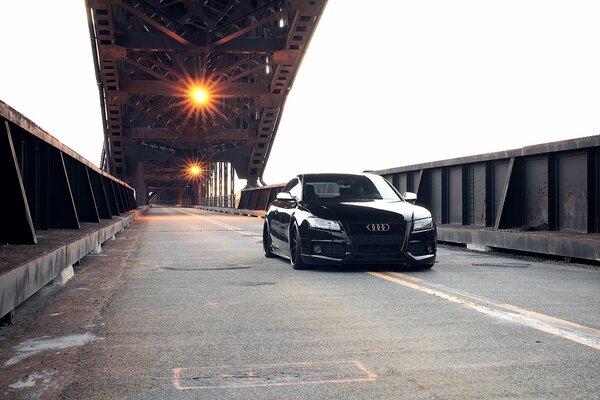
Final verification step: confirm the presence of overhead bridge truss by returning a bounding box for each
[86,0,328,204]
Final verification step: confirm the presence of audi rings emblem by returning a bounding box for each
[367,223,390,232]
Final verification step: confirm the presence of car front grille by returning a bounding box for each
[321,242,345,258]
[348,221,406,253]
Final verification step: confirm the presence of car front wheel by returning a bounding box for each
[263,222,275,258]
[290,223,308,270]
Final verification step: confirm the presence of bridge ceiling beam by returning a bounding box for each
[123,128,255,143]
[123,95,260,135]
[120,81,270,97]
[112,35,287,53]
[128,141,245,159]
[88,0,329,188]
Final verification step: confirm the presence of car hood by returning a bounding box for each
[301,200,431,222]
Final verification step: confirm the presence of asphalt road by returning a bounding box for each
[1,207,599,399]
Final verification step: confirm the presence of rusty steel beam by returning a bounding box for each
[0,121,37,244]
[120,80,270,97]
[113,0,192,46]
[114,34,286,53]
[213,54,263,82]
[88,0,329,189]
[207,0,239,31]
[213,11,285,47]
[123,127,254,142]
[63,156,101,224]
[122,54,180,85]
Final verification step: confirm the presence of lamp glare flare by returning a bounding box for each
[187,164,203,178]
[175,78,224,123]
[190,86,210,106]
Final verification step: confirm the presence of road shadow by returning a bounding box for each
[271,256,437,275]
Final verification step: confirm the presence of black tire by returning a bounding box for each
[263,222,275,258]
[290,223,308,270]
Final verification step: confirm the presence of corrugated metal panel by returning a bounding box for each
[448,167,463,224]
[431,169,443,224]
[493,161,509,223]
[469,164,486,226]
[558,153,587,232]
[525,157,548,228]
[397,173,407,194]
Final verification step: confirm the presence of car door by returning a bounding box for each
[280,179,302,249]
[269,178,300,251]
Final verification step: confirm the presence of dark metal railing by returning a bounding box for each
[0,100,137,245]
[372,136,600,234]
[198,195,237,208]
[371,135,600,262]
[237,184,285,211]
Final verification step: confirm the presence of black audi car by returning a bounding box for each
[263,173,436,269]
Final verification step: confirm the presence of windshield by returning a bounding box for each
[303,174,401,201]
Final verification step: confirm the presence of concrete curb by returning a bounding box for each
[0,207,148,320]
[438,226,600,262]
[193,206,265,218]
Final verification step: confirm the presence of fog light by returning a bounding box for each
[427,245,434,253]
[313,244,323,254]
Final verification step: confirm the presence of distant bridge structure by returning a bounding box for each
[86,0,328,206]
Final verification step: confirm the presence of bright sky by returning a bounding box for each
[1,1,599,186]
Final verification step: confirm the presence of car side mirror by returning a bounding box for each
[404,192,417,204]
[276,192,295,201]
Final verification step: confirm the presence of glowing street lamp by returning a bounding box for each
[188,164,202,176]
[177,79,221,122]
[190,86,210,106]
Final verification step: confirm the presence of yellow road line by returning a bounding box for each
[388,271,423,282]
[367,272,600,351]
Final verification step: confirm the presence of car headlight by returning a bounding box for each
[413,217,433,231]
[307,217,342,231]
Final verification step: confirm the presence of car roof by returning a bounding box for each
[299,172,378,180]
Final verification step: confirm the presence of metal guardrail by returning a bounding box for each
[149,195,236,208]
[198,195,237,209]
[237,184,285,211]
[1,100,140,323]
[373,136,600,233]
[372,135,600,262]
[0,100,136,245]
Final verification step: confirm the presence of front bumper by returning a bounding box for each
[299,225,436,267]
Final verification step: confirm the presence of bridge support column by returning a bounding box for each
[132,161,148,206]
[230,164,236,208]
[245,178,258,189]
[190,182,198,205]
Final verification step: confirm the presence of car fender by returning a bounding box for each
[289,209,312,237]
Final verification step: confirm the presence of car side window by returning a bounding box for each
[282,178,298,193]
[289,180,302,199]
[282,178,301,199]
